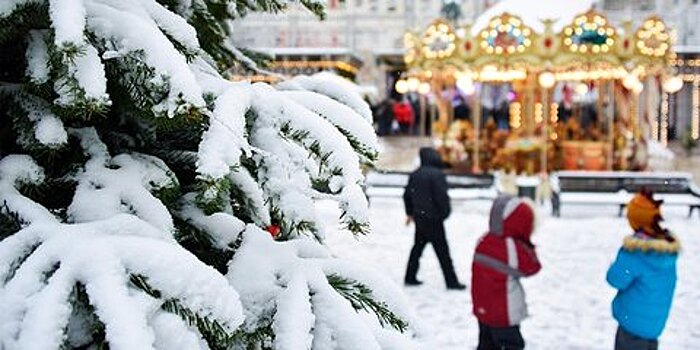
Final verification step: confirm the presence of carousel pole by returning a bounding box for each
[472,83,482,173]
[419,91,427,136]
[607,80,615,170]
[525,75,536,136]
[433,73,450,140]
[540,86,550,173]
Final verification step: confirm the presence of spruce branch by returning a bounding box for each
[0,202,23,241]
[327,274,409,333]
[129,274,235,350]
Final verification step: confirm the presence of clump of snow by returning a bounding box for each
[196,83,250,179]
[25,30,49,84]
[49,0,86,47]
[34,115,68,146]
[177,193,246,249]
[68,128,177,234]
[14,95,68,148]
[0,155,57,225]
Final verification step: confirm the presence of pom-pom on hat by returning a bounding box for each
[626,190,664,236]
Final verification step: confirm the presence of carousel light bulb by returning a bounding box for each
[662,76,683,93]
[407,77,420,91]
[538,71,556,89]
[632,80,644,94]
[417,82,431,95]
[623,74,639,90]
[395,79,409,94]
[457,76,475,95]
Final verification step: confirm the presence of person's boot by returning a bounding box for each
[446,282,466,290]
[404,279,423,286]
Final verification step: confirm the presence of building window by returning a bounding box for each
[604,0,624,10]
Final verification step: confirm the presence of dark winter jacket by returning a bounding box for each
[403,148,450,221]
[471,195,541,327]
[607,232,679,340]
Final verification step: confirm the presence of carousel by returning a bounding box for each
[398,0,684,174]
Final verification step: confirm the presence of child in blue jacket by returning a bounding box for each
[607,191,680,350]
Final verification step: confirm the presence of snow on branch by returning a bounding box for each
[278,73,373,124]
[68,128,178,234]
[281,89,378,164]
[227,227,414,349]
[0,155,57,226]
[0,215,243,350]
[250,83,370,234]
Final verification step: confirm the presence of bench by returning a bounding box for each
[550,171,700,218]
[364,170,499,202]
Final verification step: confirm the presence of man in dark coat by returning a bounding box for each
[403,147,465,290]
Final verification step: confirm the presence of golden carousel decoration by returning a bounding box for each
[399,7,683,174]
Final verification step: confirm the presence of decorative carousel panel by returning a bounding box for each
[478,13,533,55]
[459,24,480,61]
[635,17,671,58]
[562,10,616,55]
[536,19,560,58]
[421,20,457,60]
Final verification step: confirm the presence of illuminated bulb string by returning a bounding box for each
[693,79,700,140]
[659,92,668,145]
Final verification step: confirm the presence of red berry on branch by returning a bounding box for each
[266,224,281,237]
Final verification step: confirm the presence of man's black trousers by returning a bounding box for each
[404,217,459,285]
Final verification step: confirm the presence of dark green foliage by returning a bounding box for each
[231,320,275,350]
[0,3,49,82]
[269,203,320,240]
[0,202,23,241]
[61,283,109,350]
[196,177,234,215]
[327,274,409,332]
[173,217,236,273]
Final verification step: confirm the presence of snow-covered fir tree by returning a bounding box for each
[0,1,420,349]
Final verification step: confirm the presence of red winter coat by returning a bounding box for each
[393,101,414,125]
[471,196,541,327]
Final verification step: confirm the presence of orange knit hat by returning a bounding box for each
[626,191,664,235]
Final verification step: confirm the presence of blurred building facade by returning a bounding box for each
[230,0,493,98]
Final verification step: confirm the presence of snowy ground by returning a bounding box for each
[318,198,700,349]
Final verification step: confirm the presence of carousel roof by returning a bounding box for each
[471,0,598,35]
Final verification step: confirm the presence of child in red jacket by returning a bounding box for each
[471,195,541,350]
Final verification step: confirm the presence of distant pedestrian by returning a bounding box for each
[393,98,415,134]
[607,191,679,350]
[471,195,541,350]
[403,147,465,290]
[374,98,395,136]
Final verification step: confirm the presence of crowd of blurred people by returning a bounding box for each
[372,94,427,136]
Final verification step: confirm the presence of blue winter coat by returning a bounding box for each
[606,234,679,340]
